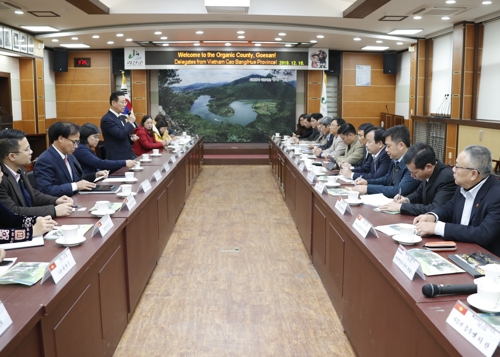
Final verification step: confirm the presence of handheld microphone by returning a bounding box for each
[422,283,477,298]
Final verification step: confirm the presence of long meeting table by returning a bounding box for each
[0,137,204,357]
[269,138,500,357]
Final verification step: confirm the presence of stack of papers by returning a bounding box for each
[360,193,392,207]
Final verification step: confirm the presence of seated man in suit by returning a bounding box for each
[352,125,420,198]
[0,129,73,217]
[339,126,391,180]
[415,145,500,256]
[34,122,106,197]
[379,143,457,215]
[345,122,374,167]
[329,123,364,165]
[313,117,347,159]
[100,91,138,160]
[307,116,332,150]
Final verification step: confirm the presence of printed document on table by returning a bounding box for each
[361,193,392,207]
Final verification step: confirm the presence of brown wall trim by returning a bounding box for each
[413,115,500,130]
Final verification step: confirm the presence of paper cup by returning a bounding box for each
[61,225,78,241]
[121,184,132,195]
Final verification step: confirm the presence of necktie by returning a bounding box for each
[391,161,400,186]
[17,171,32,207]
[64,156,73,180]
[373,156,378,172]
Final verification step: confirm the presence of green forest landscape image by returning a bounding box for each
[158,69,297,142]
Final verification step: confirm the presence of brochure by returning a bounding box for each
[327,188,350,196]
[448,253,500,278]
[0,262,48,286]
[408,249,464,276]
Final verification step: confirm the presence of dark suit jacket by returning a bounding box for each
[400,161,457,216]
[319,134,333,151]
[366,157,420,198]
[431,175,500,256]
[73,144,126,175]
[100,110,136,160]
[352,149,391,180]
[34,146,96,197]
[0,163,58,217]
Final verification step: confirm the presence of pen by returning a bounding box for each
[355,175,362,186]
[397,187,402,202]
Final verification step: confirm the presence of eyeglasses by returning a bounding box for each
[454,163,480,175]
[64,137,80,146]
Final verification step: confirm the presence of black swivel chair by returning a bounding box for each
[26,171,37,190]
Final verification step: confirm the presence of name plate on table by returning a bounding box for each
[335,197,352,215]
[121,195,137,211]
[294,157,300,165]
[91,214,114,238]
[314,181,327,194]
[151,170,162,182]
[446,301,500,357]
[306,171,317,184]
[393,245,425,280]
[162,162,171,172]
[41,247,76,284]
[0,302,12,336]
[352,214,379,238]
[138,179,152,193]
[169,155,177,163]
[298,162,306,171]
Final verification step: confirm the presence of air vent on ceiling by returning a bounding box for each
[295,42,314,48]
[379,15,408,21]
[409,5,472,17]
[28,11,60,17]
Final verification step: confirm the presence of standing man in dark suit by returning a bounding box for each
[0,129,73,217]
[352,125,420,198]
[415,145,500,256]
[101,91,138,160]
[34,122,105,197]
[379,143,457,215]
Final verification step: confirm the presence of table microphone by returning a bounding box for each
[422,283,477,298]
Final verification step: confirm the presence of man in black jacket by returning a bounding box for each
[379,142,457,215]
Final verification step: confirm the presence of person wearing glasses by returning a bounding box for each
[100,91,138,161]
[414,145,500,256]
[34,122,107,196]
[313,117,347,158]
[74,123,136,175]
[0,129,73,217]
[307,116,333,150]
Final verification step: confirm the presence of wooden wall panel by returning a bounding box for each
[306,70,322,113]
[341,52,396,126]
[19,58,37,134]
[55,51,111,128]
[35,58,45,134]
[462,23,475,119]
[416,39,427,116]
[131,70,149,117]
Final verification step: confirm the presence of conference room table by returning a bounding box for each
[0,137,203,357]
[269,138,500,357]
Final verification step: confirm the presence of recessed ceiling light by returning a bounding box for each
[193,43,200,46]
[279,32,286,36]
[107,41,114,44]
[60,44,90,48]
[255,43,261,46]
[126,38,133,42]
[92,35,100,38]
[388,29,423,35]
[413,15,422,19]
[354,37,361,41]
[71,37,78,40]
[196,31,204,34]
[376,40,383,43]
[161,36,167,40]
[317,35,324,38]
[397,42,404,45]
[15,10,23,15]
[285,44,292,47]
[238,36,245,39]
[482,0,492,4]
[154,31,162,35]
[20,26,59,32]
[163,44,170,46]
[311,40,318,43]
[52,39,59,42]
[362,46,389,51]
[275,38,282,41]
[237,31,245,34]
[225,42,231,46]
[116,34,123,37]
[446,0,456,3]
[441,16,450,20]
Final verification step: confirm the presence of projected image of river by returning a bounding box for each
[190,95,258,126]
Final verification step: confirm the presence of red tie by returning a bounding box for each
[64,156,73,180]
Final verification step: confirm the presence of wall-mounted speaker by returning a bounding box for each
[383,52,397,74]
[326,50,341,75]
[112,49,125,75]
[53,50,68,72]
